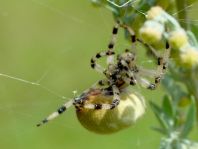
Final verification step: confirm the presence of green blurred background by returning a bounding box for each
[0,0,198,149]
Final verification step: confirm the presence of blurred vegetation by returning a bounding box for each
[0,0,198,149]
[91,0,198,148]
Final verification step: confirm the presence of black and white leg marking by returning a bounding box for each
[37,100,74,127]
[110,85,120,109]
[132,42,170,90]
[90,51,107,73]
[120,24,136,43]
[107,22,120,65]
[90,22,120,73]
[142,41,170,72]
[97,79,110,86]
[124,72,137,86]
[120,24,137,51]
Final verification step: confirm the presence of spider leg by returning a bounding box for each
[120,62,159,90]
[121,24,170,72]
[120,24,137,52]
[139,41,170,73]
[120,24,136,44]
[159,42,171,71]
[83,85,120,110]
[131,63,166,90]
[36,99,74,127]
[106,22,120,65]
[132,42,171,90]
[138,67,162,85]
[97,79,110,87]
[120,66,155,89]
[90,52,106,74]
[90,22,120,73]
[110,85,121,109]
[123,72,137,86]
[119,24,170,90]
[134,74,157,90]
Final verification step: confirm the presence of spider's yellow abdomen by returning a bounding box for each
[76,88,146,134]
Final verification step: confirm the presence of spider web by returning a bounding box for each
[0,0,198,149]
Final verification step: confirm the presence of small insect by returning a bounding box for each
[37,21,170,133]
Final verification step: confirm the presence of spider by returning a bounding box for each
[37,21,170,129]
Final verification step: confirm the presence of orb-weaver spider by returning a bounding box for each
[37,21,170,128]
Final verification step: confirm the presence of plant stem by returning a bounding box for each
[175,0,190,30]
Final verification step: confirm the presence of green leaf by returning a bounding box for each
[162,74,187,103]
[162,95,175,120]
[187,30,198,47]
[190,24,198,44]
[150,101,171,134]
[151,127,167,135]
[176,0,189,29]
[180,96,196,138]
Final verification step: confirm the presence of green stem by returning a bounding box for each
[175,0,190,30]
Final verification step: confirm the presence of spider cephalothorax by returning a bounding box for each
[37,21,170,133]
[87,22,170,111]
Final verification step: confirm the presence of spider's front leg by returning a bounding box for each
[120,24,137,50]
[37,99,74,127]
[90,22,120,73]
[90,50,115,73]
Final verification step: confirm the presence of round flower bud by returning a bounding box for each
[147,6,164,20]
[76,88,145,134]
[178,96,191,107]
[161,138,198,149]
[168,29,188,49]
[180,46,198,68]
[139,20,164,44]
[179,140,198,149]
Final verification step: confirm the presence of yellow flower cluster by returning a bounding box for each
[180,46,198,67]
[139,20,164,44]
[139,6,198,68]
[168,29,188,49]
